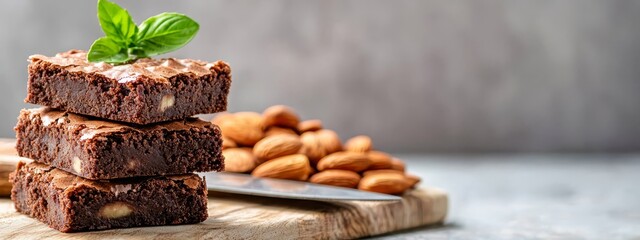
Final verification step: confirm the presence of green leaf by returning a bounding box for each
[135,12,199,57]
[88,37,130,63]
[97,0,137,44]
[88,1,200,64]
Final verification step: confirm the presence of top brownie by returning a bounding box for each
[26,50,231,124]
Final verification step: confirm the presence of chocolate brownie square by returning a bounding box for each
[26,50,231,124]
[11,161,208,232]
[15,107,224,180]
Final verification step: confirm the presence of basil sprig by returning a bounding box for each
[88,0,199,64]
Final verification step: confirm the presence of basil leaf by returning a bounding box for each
[88,0,200,64]
[88,37,130,63]
[135,13,199,57]
[97,0,137,44]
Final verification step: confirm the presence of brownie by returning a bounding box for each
[26,50,231,124]
[11,161,208,232]
[15,107,224,180]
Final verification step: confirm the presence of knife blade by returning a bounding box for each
[199,172,402,202]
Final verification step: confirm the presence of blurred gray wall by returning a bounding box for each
[1,0,639,152]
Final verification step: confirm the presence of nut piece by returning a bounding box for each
[222,136,237,149]
[316,129,342,154]
[127,159,139,170]
[390,158,406,172]
[159,94,175,112]
[309,170,361,188]
[253,135,303,163]
[252,154,311,181]
[344,135,372,152]
[262,105,300,129]
[358,173,410,195]
[366,151,393,170]
[316,151,371,172]
[72,156,82,174]
[218,112,265,146]
[265,127,298,137]
[299,132,327,164]
[298,120,323,133]
[223,148,257,173]
[99,202,133,219]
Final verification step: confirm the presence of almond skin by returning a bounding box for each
[309,170,361,188]
[362,169,405,177]
[344,135,373,152]
[390,158,406,172]
[252,154,311,181]
[222,136,237,149]
[306,164,317,176]
[211,112,234,126]
[262,105,300,129]
[222,148,257,173]
[366,151,393,170]
[316,151,371,172]
[316,129,342,154]
[253,135,303,164]
[358,173,410,194]
[298,120,323,133]
[265,127,298,137]
[299,132,327,164]
[219,112,265,146]
[405,174,421,188]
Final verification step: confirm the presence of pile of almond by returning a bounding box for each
[213,105,420,195]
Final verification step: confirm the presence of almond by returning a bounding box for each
[358,173,410,195]
[390,157,406,172]
[222,136,237,149]
[316,151,371,172]
[222,148,257,173]
[361,167,419,190]
[253,135,303,163]
[211,112,234,126]
[298,120,323,133]
[265,127,298,137]
[344,135,372,152]
[367,151,393,170]
[299,131,327,164]
[99,202,133,219]
[405,174,421,188]
[309,170,361,188]
[316,129,342,154]
[262,105,300,129]
[306,164,317,176]
[252,154,311,181]
[362,169,405,177]
[219,112,264,146]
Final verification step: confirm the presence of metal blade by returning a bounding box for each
[199,172,402,202]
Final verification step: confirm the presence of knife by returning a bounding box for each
[199,172,402,202]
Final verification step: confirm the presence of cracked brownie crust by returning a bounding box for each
[11,161,208,232]
[26,50,231,124]
[15,107,224,180]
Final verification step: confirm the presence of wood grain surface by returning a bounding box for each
[0,140,28,197]
[0,188,447,239]
[0,139,448,239]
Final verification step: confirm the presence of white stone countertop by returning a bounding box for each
[373,154,640,239]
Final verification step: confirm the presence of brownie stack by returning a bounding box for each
[10,50,230,232]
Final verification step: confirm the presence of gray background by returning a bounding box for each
[1,0,639,152]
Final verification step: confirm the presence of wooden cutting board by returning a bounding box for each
[0,139,448,239]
